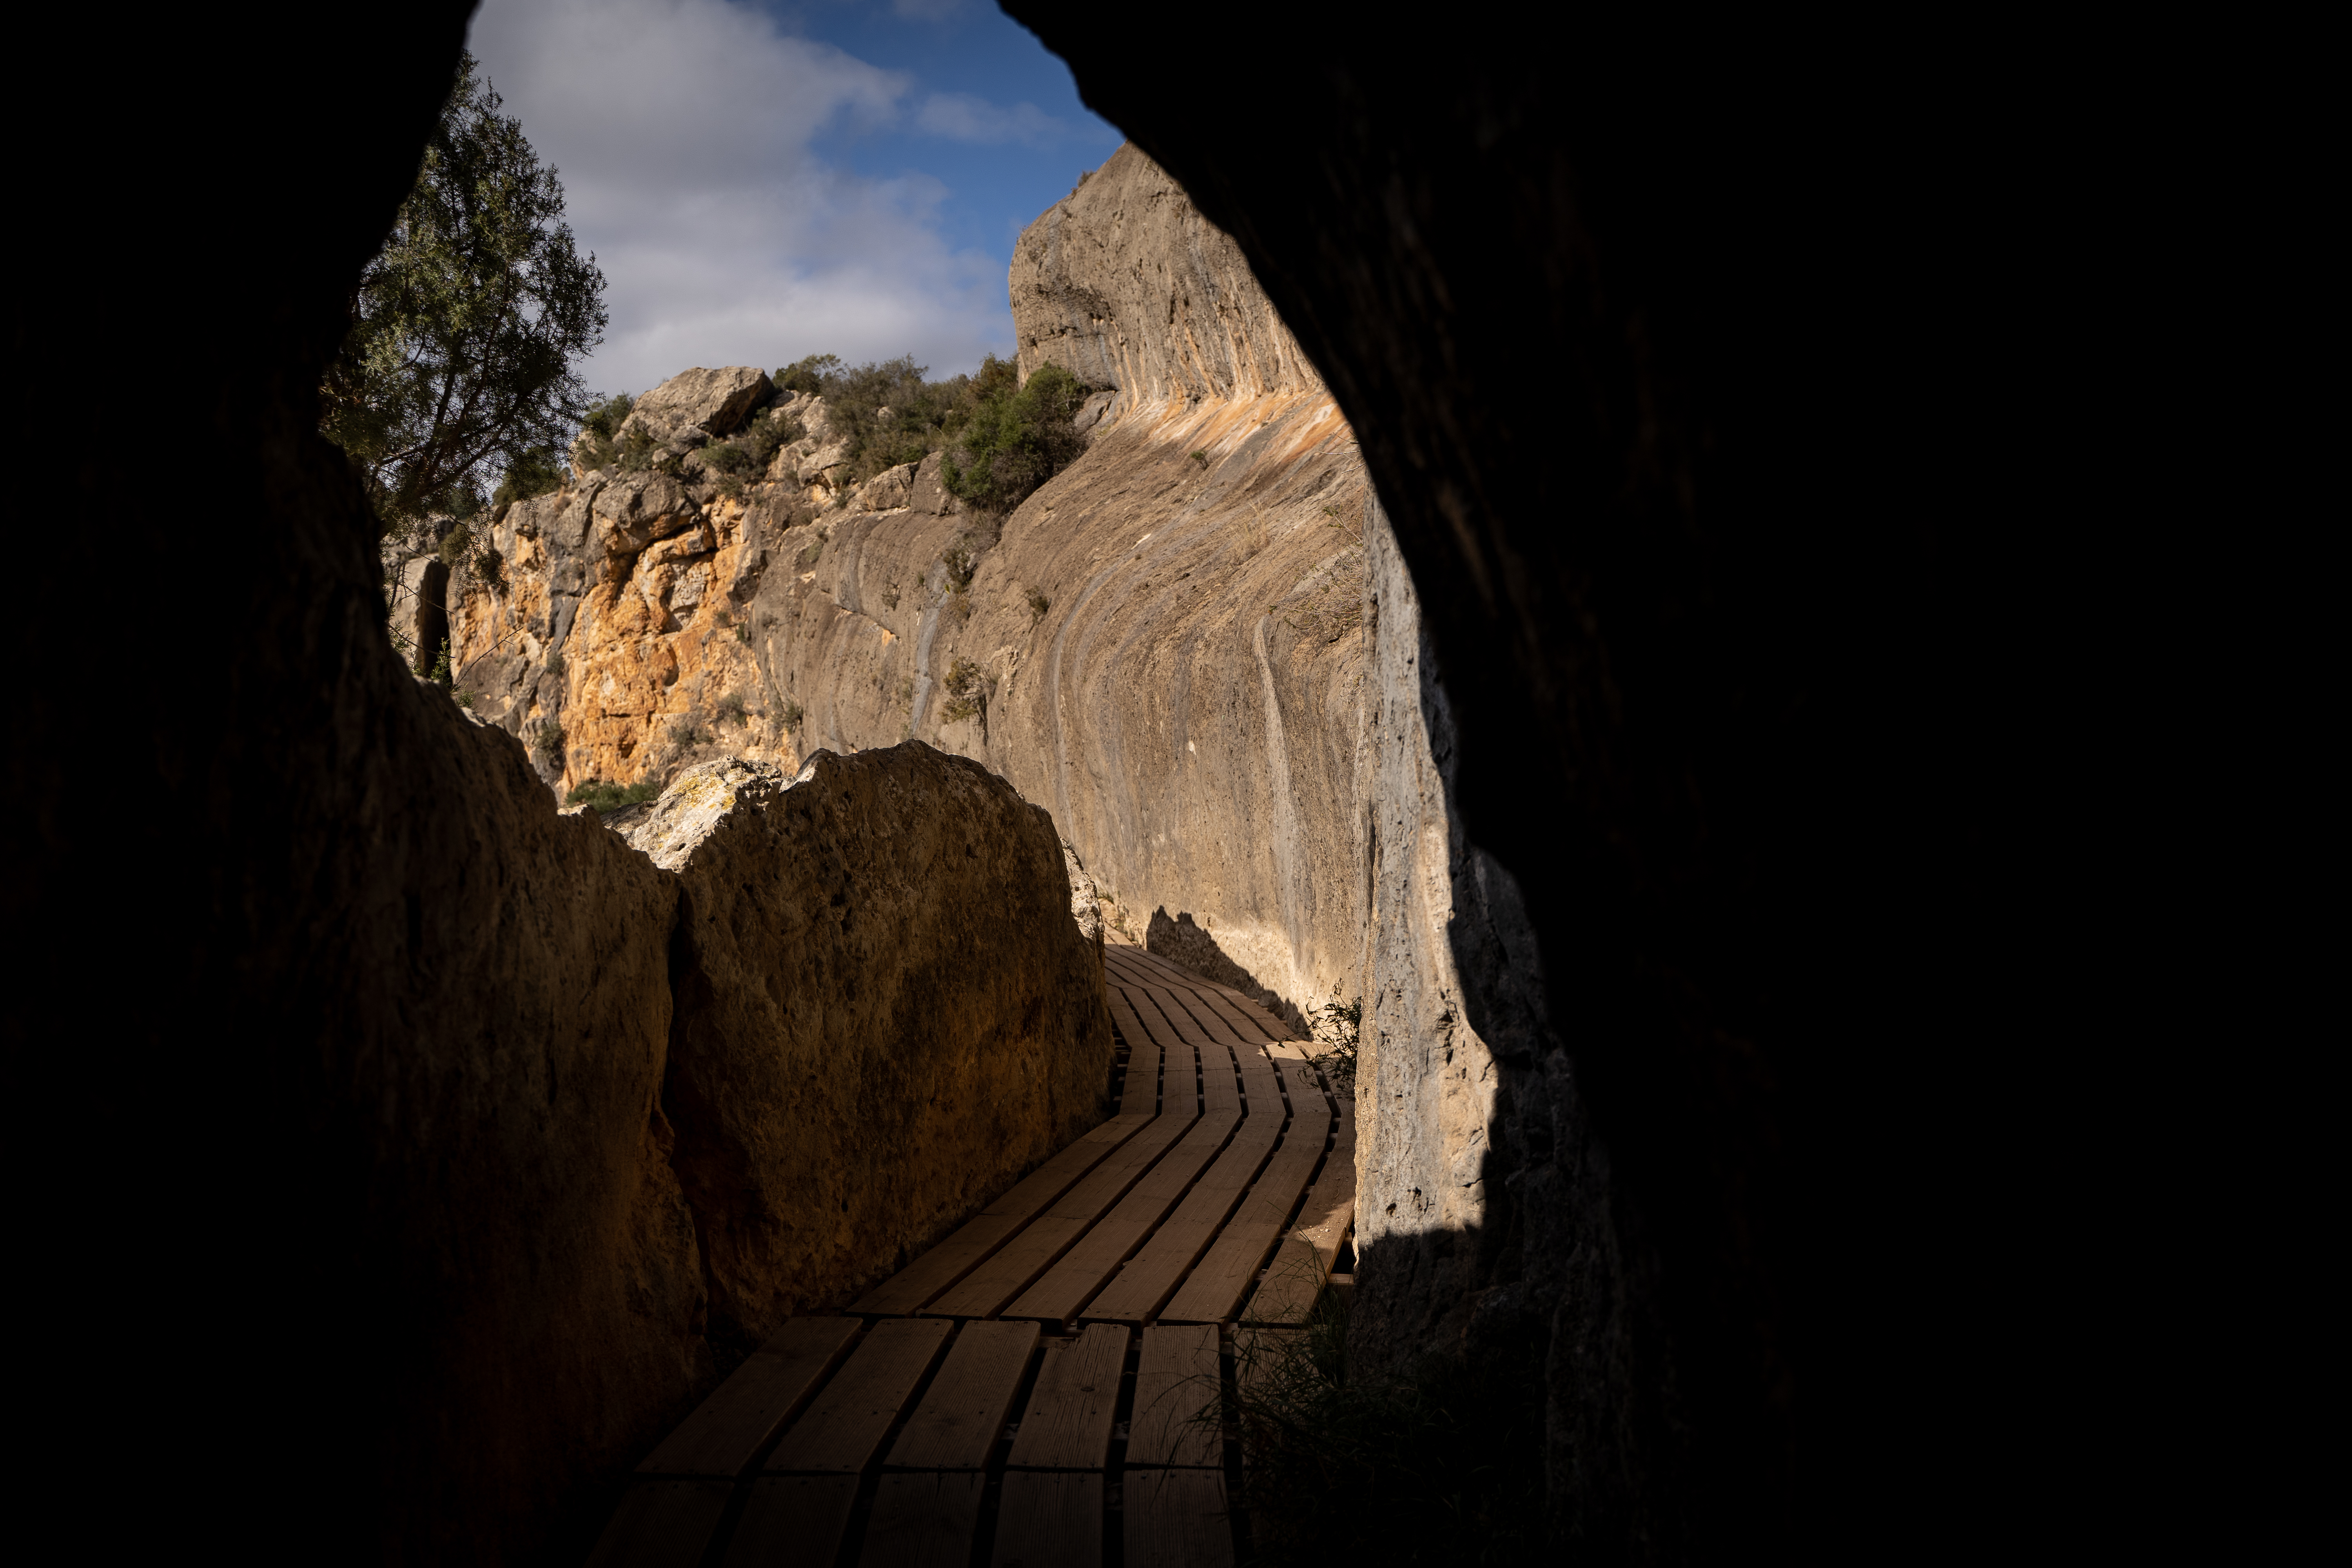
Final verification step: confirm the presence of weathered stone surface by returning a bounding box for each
[851,460,916,513]
[618,364,774,443]
[1013,143,1325,402]
[762,392,856,500]
[615,754,784,869]
[657,741,1116,1350]
[593,473,701,557]
[1063,840,1104,947]
[906,449,966,517]
[1351,490,1568,1373]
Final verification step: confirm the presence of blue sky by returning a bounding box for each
[465,0,1123,397]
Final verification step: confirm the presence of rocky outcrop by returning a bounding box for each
[657,742,1114,1353]
[619,363,773,445]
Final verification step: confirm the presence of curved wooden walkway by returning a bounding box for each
[587,945,1357,1568]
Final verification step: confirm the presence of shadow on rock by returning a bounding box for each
[1144,907,1308,1034]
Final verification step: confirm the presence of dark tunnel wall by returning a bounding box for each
[11,4,2235,1562]
[1005,5,1990,1557]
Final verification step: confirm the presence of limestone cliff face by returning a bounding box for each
[441,143,1380,1030]
[1011,143,1325,403]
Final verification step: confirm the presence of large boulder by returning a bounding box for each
[619,365,775,444]
[643,744,1117,1352]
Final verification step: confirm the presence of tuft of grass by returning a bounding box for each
[1192,449,1210,468]
[543,648,566,678]
[715,691,750,727]
[1025,586,1051,626]
[939,539,978,592]
[1232,1288,1546,1568]
[941,656,985,724]
[1308,984,1363,1093]
[566,777,660,812]
[666,716,713,749]
[780,700,805,733]
[529,719,564,762]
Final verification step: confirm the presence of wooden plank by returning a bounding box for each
[1002,1111,1239,1322]
[1116,1042,1161,1116]
[1191,985,1292,1045]
[1225,1042,1287,1129]
[1116,947,1186,982]
[638,1316,860,1476]
[1240,1162,1356,1326]
[1158,1111,1330,1325]
[1105,1001,1171,1062]
[1127,1325,1222,1468]
[1292,1162,1356,1269]
[1155,986,1257,1054]
[765,1318,951,1473]
[924,1109,1197,1319]
[993,1472,1102,1568]
[1081,1119,1281,1322]
[884,1319,1038,1469]
[1133,991,1240,1115]
[1105,945,1165,978]
[720,1475,859,1568]
[1109,987,1187,1061]
[1124,1468,1233,1568]
[855,1118,1152,1314]
[1329,1079,1357,1151]
[1187,977,1294,1044]
[1005,1323,1127,1469]
[1273,1058,1330,1114]
[584,1479,732,1568]
[859,1472,985,1568]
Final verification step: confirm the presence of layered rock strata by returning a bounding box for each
[443,143,1381,1031]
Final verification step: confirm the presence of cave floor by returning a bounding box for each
[588,945,1356,1568]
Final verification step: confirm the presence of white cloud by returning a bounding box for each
[913,92,1069,149]
[466,0,1018,397]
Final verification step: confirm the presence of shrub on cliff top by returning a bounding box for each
[944,361,1088,516]
[565,778,659,812]
[762,350,1097,505]
[571,392,633,472]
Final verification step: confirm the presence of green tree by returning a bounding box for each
[322,53,606,546]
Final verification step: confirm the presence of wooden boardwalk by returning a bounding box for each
[588,945,1356,1568]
